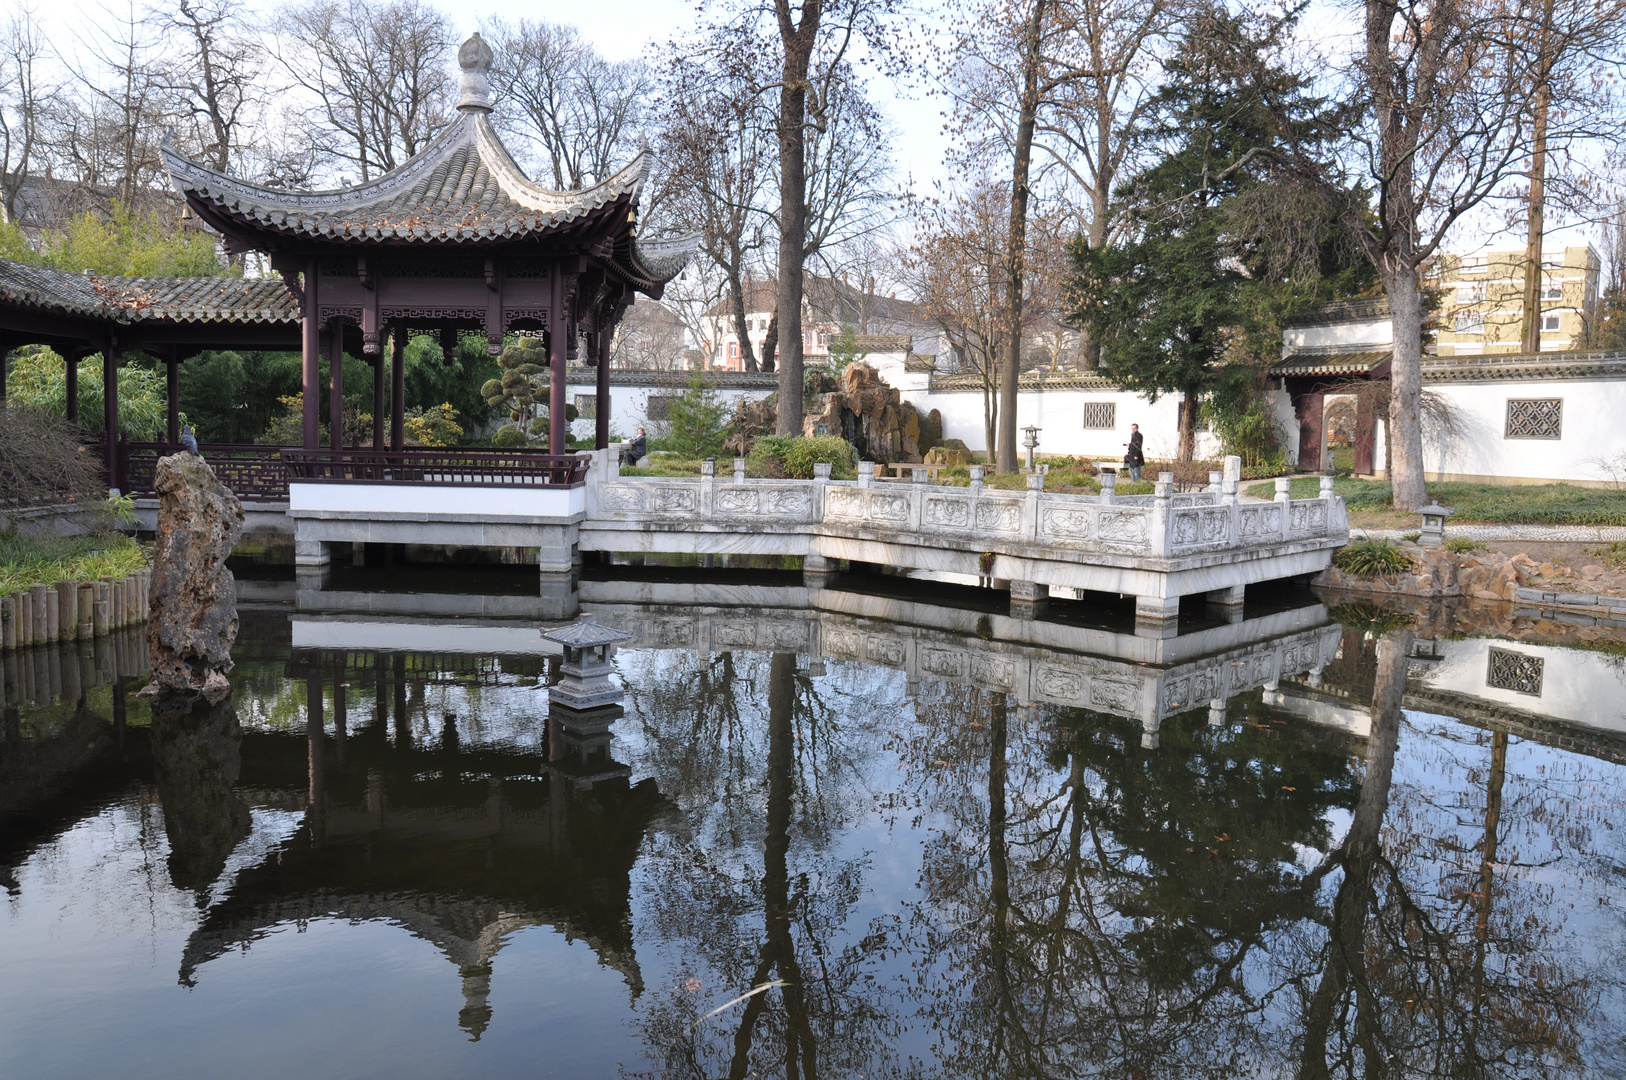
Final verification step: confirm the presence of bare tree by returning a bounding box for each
[651,31,773,371]
[485,19,649,190]
[801,61,892,272]
[940,0,1176,470]
[60,0,172,208]
[1509,0,1626,352]
[274,0,454,183]
[158,0,266,175]
[903,178,1016,455]
[0,10,44,225]
[1245,0,1579,509]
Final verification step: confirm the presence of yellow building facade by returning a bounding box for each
[1430,245,1600,355]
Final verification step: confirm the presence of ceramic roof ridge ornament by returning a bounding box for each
[456,33,495,114]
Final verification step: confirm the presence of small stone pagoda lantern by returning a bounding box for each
[1022,425,1041,471]
[1416,503,1455,549]
[541,613,633,710]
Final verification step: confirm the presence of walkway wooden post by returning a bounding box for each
[595,328,611,449]
[102,347,119,487]
[64,351,78,425]
[549,268,569,454]
[165,351,180,444]
[390,332,406,452]
[372,342,387,450]
[302,259,320,451]
[328,325,345,451]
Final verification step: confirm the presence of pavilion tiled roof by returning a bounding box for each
[162,115,650,246]
[0,257,299,324]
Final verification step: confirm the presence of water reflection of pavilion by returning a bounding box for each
[180,662,663,1040]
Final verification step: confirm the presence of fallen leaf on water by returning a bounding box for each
[1282,785,1297,792]
[1214,833,1231,841]
[933,760,950,767]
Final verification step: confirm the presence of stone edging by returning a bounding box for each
[1360,525,1626,542]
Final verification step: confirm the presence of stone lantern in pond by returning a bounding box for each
[541,613,635,781]
[541,613,632,710]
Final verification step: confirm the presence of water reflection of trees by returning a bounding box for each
[896,635,1600,1077]
[616,632,1615,1076]
[622,649,904,1078]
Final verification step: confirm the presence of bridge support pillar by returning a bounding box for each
[296,540,331,567]
[1134,595,1180,640]
[803,553,836,588]
[1208,584,1245,622]
[1009,580,1049,619]
[535,524,581,575]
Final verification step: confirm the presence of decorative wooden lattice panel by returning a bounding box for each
[574,394,597,419]
[645,394,678,422]
[1504,398,1563,440]
[1486,647,1543,696]
[1081,401,1117,429]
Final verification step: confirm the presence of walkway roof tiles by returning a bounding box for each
[0,257,299,325]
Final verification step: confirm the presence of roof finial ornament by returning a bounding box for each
[456,33,495,114]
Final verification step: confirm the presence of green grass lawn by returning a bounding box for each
[0,531,147,598]
[1245,476,1626,526]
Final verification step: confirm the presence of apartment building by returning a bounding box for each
[702,275,943,370]
[1430,245,1601,355]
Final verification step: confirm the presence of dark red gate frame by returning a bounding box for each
[0,32,691,488]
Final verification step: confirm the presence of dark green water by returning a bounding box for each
[2,579,1624,1079]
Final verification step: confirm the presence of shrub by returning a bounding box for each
[1332,539,1413,577]
[6,346,172,439]
[1443,537,1484,554]
[748,434,857,480]
[404,403,463,447]
[491,424,528,448]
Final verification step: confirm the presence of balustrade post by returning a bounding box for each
[606,445,621,481]
[734,457,746,483]
[1275,477,1292,541]
[857,462,874,489]
[1148,472,1173,557]
[968,465,984,494]
[1098,469,1115,504]
[1208,470,1222,497]
[1025,471,1044,542]
[700,457,715,517]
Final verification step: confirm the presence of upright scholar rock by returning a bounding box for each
[145,452,245,700]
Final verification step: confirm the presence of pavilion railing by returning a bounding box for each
[281,448,590,488]
[116,440,292,502]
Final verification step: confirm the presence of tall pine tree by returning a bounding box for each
[1067,8,1366,464]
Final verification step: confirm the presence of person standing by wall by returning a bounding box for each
[1123,423,1144,481]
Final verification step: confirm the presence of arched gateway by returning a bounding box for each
[0,33,690,532]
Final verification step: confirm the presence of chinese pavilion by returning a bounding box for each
[0,33,689,493]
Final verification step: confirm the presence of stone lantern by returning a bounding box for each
[1416,503,1454,549]
[1022,425,1041,471]
[541,613,633,709]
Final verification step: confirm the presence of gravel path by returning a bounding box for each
[1355,524,1626,542]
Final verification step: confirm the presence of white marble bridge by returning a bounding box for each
[583,452,1349,626]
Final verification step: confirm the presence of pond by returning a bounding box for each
[2,566,1624,1078]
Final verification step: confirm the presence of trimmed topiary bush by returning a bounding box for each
[491,424,528,448]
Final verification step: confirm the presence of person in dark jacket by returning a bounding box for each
[626,427,648,466]
[1123,424,1144,481]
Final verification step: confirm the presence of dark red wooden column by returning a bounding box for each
[64,351,78,424]
[390,332,405,452]
[595,328,611,449]
[302,259,320,450]
[165,352,180,444]
[102,347,119,487]
[1354,394,1375,475]
[372,342,386,449]
[328,326,345,451]
[1294,390,1324,473]
[548,268,568,454]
